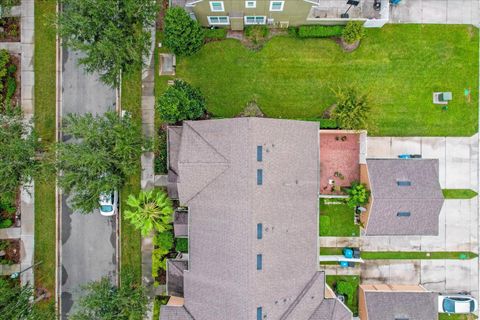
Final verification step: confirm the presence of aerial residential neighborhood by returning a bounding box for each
[0,0,479,320]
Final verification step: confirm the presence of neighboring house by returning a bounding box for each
[163,118,352,320]
[358,284,438,320]
[360,159,444,236]
[170,0,389,30]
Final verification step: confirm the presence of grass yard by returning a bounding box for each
[319,199,359,237]
[320,247,478,260]
[170,24,478,136]
[439,314,478,320]
[442,189,478,199]
[326,275,359,316]
[120,69,142,285]
[34,0,57,305]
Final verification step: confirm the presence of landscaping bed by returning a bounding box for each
[319,199,359,237]
[0,49,20,110]
[0,239,20,264]
[168,24,478,136]
[0,192,18,229]
[326,275,359,316]
[0,17,20,42]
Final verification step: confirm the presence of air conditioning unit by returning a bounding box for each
[267,18,274,24]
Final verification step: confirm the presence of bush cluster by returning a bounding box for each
[319,118,338,129]
[297,25,344,38]
[204,28,227,41]
[245,25,269,44]
[342,21,365,44]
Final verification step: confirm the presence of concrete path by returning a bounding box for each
[389,0,480,25]
[20,0,35,287]
[59,49,117,318]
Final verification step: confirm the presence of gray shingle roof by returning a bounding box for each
[163,118,344,320]
[366,159,444,235]
[173,210,188,237]
[364,291,438,320]
[160,306,194,320]
[309,299,352,320]
[167,260,188,297]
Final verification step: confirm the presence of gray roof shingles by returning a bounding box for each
[162,118,351,320]
[364,291,438,320]
[366,159,444,235]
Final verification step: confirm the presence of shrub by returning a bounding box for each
[6,76,15,100]
[287,26,298,37]
[245,25,269,44]
[342,21,365,44]
[164,7,205,56]
[319,118,338,129]
[156,79,206,124]
[0,219,13,229]
[204,28,227,40]
[7,63,16,75]
[297,25,344,38]
[175,238,188,253]
[0,49,10,92]
[337,280,355,302]
[346,181,369,208]
[154,230,174,252]
[0,195,15,214]
[332,87,369,130]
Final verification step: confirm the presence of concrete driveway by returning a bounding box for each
[362,135,479,300]
[60,49,117,318]
[389,0,479,25]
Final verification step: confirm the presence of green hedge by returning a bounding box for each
[176,238,188,253]
[319,118,339,129]
[205,28,227,40]
[297,25,344,38]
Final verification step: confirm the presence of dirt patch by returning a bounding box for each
[237,100,265,117]
[0,17,20,42]
[0,239,20,264]
[333,37,360,52]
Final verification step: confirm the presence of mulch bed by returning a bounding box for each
[0,17,20,42]
[1,239,20,264]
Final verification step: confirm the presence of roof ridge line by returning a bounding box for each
[182,164,230,204]
[184,122,229,164]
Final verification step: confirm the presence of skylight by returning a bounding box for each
[397,180,411,186]
[257,169,263,185]
[397,211,411,217]
[257,145,262,162]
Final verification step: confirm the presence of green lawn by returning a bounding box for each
[320,247,477,260]
[442,189,478,199]
[34,0,57,304]
[439,314,478,320]
[319,199,359,237]
[326,275,359,316]
[120,69,142,285]
[169,24,478,136]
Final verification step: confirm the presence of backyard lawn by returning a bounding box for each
[319,199,359,237]
[172,24,478,136]
[326,275,359,316]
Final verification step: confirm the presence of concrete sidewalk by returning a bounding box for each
[390,0,479,25]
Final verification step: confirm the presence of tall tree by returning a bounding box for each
[125,189,174,236]
[57,112,144,213]
[70,273,148,320]
[0,111,44,199]
[164,7,205,56]
[58,0,158,88]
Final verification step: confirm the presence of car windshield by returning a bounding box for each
[100,205,113,213]
[443,298,456,313]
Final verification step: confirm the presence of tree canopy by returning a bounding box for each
[70,274,148,320]
[164,7,205,56]
[0,111,44,199]
[57,111,144,213]
[58,0,158,87]
[156,79,206,124]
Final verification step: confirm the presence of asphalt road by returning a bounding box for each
[60,48,117,318]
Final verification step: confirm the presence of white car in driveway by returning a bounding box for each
[438,294,478,314]
[99,191,118,216]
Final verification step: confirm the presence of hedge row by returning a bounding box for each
[297,25,344,38]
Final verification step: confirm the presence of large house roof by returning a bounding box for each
[365,159,444,235]
[162,118,350,320]
[363,291,438,320]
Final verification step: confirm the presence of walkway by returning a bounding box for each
[389,0,479,25]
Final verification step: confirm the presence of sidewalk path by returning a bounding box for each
[20,0,35,287]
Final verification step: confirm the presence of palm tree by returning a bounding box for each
[124,189,174,236]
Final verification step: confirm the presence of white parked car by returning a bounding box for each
[438,294,478,314]
[98,191,118,216]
